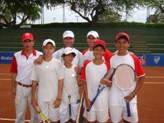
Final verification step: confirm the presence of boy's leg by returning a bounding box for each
[59,102,70,123]
[83,109,97,122]
[71,102,80,122]
[109,106,123,123]
[28,90,38,123]
[123,103,138,123]
[15,85,27,123]
[96,109,109,123]
[49,101,60,122]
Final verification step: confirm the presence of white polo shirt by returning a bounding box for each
[31,57,64,102]
[10,49,42,85]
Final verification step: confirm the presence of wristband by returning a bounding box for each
[56,98,61,101]
[131,92,136,98]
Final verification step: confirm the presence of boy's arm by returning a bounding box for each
[31,81,38,109]
[54,79,64,108]
[11,73,17,98]
[34,55,43,65]
[83,80,91,110]
[132,76,145,97]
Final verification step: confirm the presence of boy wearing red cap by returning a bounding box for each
[81,39,110,122]
[82,30,113,65]
[108,32,145,123]
[10,32,42,123]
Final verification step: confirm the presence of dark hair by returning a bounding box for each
[93,44,105,51]
[116,36,129,43]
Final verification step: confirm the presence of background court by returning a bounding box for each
[0,64,164,123]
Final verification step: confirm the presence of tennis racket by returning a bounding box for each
[113,64,136,117]
[68,95,71,117]
[87,68,114,112]
[35,105,51,123]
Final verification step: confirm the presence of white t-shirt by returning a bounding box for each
[81,60,110,111]
[53,47,83,66]
[62,65,80,104]
[31,57,64,102]
[109,53,145,106]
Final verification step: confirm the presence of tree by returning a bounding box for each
[61,0,149,27]
[0,0,42,28]
[146,0,164,23]
[98,9,121,22]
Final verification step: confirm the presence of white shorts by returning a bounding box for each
[59,101,79,123]
[109,103,138,123]
[83,108,109,123]
[38,100,59,122]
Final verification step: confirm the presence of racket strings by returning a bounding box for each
[114,65,135,90]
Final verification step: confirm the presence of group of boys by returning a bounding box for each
[10,30,145,123]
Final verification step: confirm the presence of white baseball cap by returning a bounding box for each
[42,39,56,47]
[63,30,74,38]
[62,47,76,57]
[87,31,99,38]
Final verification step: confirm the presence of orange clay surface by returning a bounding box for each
[0,64,164,123]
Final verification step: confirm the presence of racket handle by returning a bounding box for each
[126,101,131,117]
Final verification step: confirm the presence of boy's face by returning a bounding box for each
[63,37,74,47]
[42,43,55,57]
[62,53,75,64]
[87,35,97,48]
[22,39,35,51]
[93,46,105,59]
[115,38,129,55]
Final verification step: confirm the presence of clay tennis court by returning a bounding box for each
[0,64,164,123]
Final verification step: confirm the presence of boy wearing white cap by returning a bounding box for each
[34,30,83,74]
[53,30,83,68]
[59,47,80,123]
[31,39,64,123]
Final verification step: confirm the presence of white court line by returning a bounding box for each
[146,76,164,78]
[0,78,11,80]
[0,118,29,122]
[0,73,11,75]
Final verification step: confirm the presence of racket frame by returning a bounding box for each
[113,64,136,117]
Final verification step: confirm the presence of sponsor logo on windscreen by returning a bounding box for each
[154,56,160,64]
[1,56,12,61]
[0,52,14,64]
[138,55,146,65]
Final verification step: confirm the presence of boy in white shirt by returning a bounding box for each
[31,39,64,123]
[81,39,110,123]
[59,47,80,123]
[107,32,145,123]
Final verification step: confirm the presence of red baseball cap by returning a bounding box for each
[22,32,34,41]
[93,39,106,50]
[115,32,130,43]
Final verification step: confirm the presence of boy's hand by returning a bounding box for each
[74,65,82,74]
[31,98,38,109]
[86,98,91,110]
[34,55,43,65]
[53,98,61,108]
